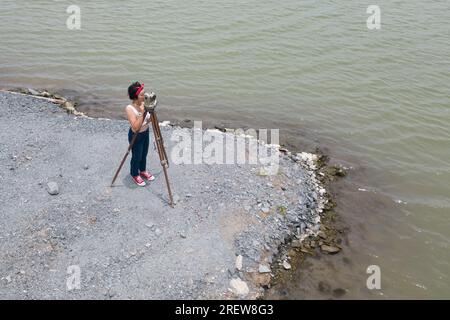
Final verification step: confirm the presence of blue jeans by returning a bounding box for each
[128,128,149,177]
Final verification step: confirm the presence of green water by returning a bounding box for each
[1,0,449,298]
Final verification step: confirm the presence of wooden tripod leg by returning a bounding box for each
[151,112,174,207]
[152,112,169,167]
[111,128,140,186]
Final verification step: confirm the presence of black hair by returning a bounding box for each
[128,81,142,100]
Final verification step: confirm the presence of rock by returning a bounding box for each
[205,275,215,284]
[154,228,163,236]
[235,255,243,271]
[185,194,192,198]
[145,222,155,229]
[282,261,292,270]
[28,88,39,95]
[320,245,341,254]
[41,91,51,98]
[229,278,249,296]
[4,275,12,284]
[261,207,270,214]
[83,164,89,170]
[63,101,75,114]
[244,205,251,212]
[113,208,120,213]
[25,156,32,160]
[46,182,59,195]
[258,264,271,273]
[173,194,180,204]
[179,232,187,239]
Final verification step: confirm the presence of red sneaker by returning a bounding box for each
[131,175,146,187]
[140,171,155,181]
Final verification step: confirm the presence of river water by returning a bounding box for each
[1,0,449,298]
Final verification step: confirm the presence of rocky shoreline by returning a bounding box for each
[0,89,345,299]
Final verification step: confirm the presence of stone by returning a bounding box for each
[154,228,163,236]
[258,264,271,273]
[63,101,75,114]
[46,182,59,195]
[28,88,39,95]
[235,255,243,271]
[229,278,249,296]
[4,275,12,284]
[261,207,270,214]
[145,222,155,229]
[244,205,251,212]
[282,261,292,270]
[321,245,341,254]
[173,194,180,204]
[83,164,89,170]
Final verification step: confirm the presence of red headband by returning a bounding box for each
[136,83,145,96]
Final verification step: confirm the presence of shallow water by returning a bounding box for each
[1,0,449,298]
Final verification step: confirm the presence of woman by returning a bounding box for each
[125,81,155,186]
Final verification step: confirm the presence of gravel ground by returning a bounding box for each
[0,91,326,299]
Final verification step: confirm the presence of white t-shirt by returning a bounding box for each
[126,104,151,132]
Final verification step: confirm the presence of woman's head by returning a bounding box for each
[128,81,145,102]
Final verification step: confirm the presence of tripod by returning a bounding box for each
[111,105,174,207]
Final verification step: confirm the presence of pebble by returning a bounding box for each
[229,278,249,296]
[235,255,243,271]
[321,245,341,254]
[46,182,59,195]
[83,164,89,170]
[258,264,271,273]
[28,88,39,95]
[282,261,292,270]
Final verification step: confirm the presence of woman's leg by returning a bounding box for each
[139,129,150,172]
[129,129,144,177]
